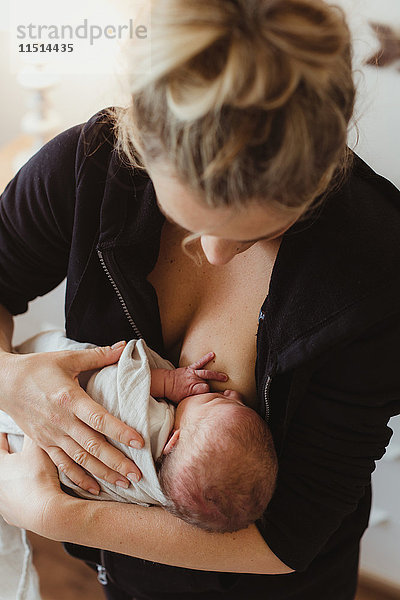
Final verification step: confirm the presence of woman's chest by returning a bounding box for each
[147,222,280,409]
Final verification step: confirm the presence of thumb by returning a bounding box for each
[66,341,127,374]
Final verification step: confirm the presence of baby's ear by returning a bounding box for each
[162,429,180,455]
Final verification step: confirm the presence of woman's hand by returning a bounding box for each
[0,344,144,494]
[0,433,62,534]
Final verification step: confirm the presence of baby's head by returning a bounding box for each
[156,390,277,533]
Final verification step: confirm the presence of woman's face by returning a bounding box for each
[148,165,301,266]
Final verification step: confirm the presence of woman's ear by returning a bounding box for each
[162,429,180,455]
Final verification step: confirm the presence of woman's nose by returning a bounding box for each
[200,236,241,265]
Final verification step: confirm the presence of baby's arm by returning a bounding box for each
[150,352,228,403]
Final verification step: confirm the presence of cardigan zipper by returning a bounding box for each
[258,308,272,423]
[257,308,272,422]
[96,548,108,585]
[97,249,143,339]
[264,375,272,422]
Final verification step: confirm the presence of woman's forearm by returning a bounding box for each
[0,304,13,354]
[50,495,293,575]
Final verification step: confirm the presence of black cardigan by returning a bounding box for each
[1,109,399,599]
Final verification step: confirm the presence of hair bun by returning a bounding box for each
[253,0,351,103]
[217,0,351,113]
[127,0,350,121]
[117,0,355,216]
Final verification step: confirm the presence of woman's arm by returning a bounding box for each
[56,495,292,574]
[0,435,292,575]
[0,124,148,492]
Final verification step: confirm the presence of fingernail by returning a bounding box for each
[127,472,140,483]
[88,488,100,496]
[116,480,130,489]
[111,341,126,350]
[129,439,143,449]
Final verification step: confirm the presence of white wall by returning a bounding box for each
[335,0,400,188]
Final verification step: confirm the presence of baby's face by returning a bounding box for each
[174,389,245,430]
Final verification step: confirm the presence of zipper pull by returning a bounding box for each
[96,564,108,585]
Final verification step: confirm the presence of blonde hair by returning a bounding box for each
[110,0,355,218]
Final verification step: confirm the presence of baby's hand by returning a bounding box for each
[165,352,228,404]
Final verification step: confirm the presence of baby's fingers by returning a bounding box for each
[194,369,228,382]
[186,352,215,370]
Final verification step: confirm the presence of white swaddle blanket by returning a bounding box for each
[0,331,175,600]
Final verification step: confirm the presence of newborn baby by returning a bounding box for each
[3,331,278,534]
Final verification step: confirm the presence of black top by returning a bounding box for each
[1,109,399,599]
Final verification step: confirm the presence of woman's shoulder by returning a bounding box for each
[72,107,118,177]
[266,153,400,372]
[75,107,152,192]
[348,152,400,221]
[288,151,400,273]
[323,150,400,268]
[13,107,117,189]
[77,106,116,155]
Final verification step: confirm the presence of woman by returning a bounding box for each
[0,0,399,599]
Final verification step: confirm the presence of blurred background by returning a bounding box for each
[0,0,399,598]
